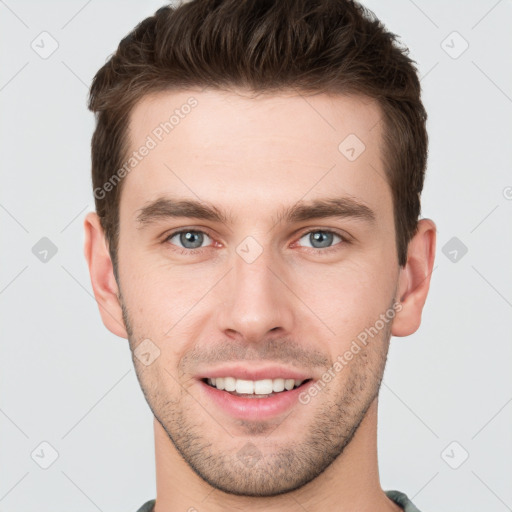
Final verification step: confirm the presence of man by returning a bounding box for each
[83,0,436,510]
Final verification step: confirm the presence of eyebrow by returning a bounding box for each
[135,196,376,229]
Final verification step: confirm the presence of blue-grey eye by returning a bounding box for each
[169,230,211,249]
[299,230,341,249]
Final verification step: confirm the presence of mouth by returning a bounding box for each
[198,375,315,421]
[201,377,313,398]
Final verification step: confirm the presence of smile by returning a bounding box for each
[203,377,310,397]
[199,376,314,420]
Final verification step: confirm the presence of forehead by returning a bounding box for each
[121,88,390,224]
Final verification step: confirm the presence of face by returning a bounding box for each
[115,88,401,496]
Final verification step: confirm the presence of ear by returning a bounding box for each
[392,218,436,337]
[83,211,128,339]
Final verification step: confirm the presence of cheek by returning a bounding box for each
[120,260,215,365]
[121,249,199,314]
[293,259,395,343]
[120,233,398,343]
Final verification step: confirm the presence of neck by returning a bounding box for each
[152,397,401,512]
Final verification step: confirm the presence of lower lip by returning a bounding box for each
[198,379,314,421]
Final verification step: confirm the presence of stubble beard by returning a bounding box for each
[120,295,392,497]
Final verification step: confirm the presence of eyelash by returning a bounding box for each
[162,228,351,256]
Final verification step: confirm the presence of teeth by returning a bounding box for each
[224,376,236,392]
[254,379,273,394]
[284,379,295,391]
[236,379,254,394]
[206,377,306,394]
[273,379,285,392]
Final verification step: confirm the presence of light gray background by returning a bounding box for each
[1,0,511,510]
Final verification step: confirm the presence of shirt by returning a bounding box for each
[135,489,421,511]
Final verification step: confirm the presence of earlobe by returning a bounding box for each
[391,218,437,337]
[83,212,128,339]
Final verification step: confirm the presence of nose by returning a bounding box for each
[215,245,296,344]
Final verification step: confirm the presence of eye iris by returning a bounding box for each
[180,231,203,249]
[310,231,333,248]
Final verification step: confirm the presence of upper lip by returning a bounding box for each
[195,364,313,382]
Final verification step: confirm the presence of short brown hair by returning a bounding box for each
[89,0,428,276]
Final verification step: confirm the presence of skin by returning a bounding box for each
[84,88,436,512]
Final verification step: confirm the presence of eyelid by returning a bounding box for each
[162,226,352,254]
[291,228,350,251]
[163,227,215,250]
[294,226,351,241]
